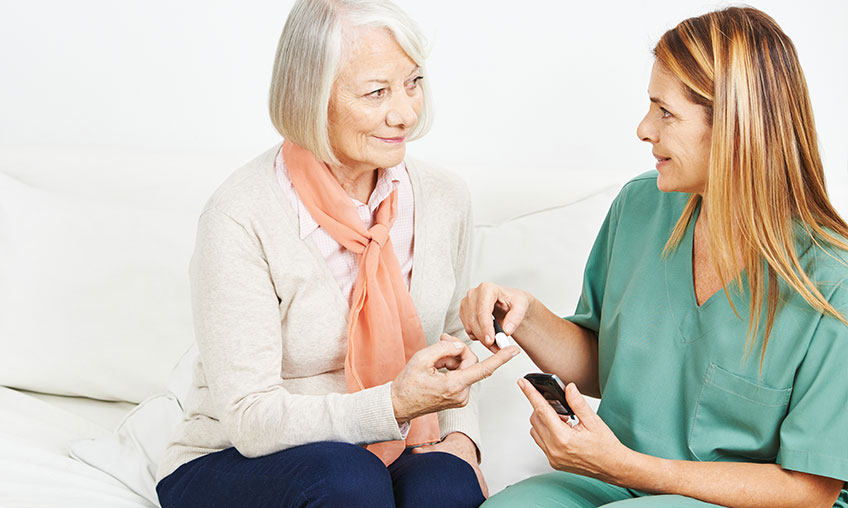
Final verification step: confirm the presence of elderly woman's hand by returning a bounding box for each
[519,377,630,485]
[412,432,489,498]
[460,282,533,353]
[390,335,519,423]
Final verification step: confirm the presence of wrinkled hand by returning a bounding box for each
[519,378,629,485]
[413,432,489,498]
[392,335,520,423]
[460,282,532,353]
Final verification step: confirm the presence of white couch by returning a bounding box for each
[0,144,632,507]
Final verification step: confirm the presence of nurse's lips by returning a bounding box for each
[654,152,671,169]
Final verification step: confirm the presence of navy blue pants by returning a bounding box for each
[156,441,485,508]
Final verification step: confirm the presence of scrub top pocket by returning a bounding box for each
[688,363,791,462]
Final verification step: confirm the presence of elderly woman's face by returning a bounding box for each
[637,62,713,195]
[328,27,423,174]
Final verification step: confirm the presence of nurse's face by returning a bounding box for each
[636,62,713,195]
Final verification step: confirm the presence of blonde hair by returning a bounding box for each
[268,0,432,165]
[656,6,848,362]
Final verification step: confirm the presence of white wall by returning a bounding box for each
[1,0,846,214]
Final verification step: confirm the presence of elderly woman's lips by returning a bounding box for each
[375,136,406,144]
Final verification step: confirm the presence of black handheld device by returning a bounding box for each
[523,373,574,416]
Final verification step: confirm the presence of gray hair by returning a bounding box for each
[269,0,432,165]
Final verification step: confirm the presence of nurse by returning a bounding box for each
[462,6,848,508]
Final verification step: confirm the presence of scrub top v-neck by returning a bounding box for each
[565,171,848,493]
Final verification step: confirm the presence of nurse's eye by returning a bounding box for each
[661,107,673,119]
[366,88,387,99]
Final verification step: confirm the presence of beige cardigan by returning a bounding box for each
[157,144,479,482]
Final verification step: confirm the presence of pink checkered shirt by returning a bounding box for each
[274,146,415,307]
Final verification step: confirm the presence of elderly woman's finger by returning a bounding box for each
[437,334,477,370]
[455,342,479,370]
[454,345,519,386]
[435,356,461,370]
[413,339,467,369]
[439,334,464,345]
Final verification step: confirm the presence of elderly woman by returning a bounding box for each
[154,1,518,507]
[463,7,848,508]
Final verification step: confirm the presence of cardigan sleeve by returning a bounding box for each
[190,208,404,458]
[435,184,483,455]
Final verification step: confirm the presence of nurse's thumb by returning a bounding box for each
[564,383,599,429]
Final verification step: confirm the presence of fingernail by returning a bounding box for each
[484,335,493,345]
[510,347,520,357]
[504,323,515,335]
[453,341,464,349]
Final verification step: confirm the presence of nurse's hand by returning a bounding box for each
[392,335,520,423]
[519,377,630,484]
[460,282,532,353]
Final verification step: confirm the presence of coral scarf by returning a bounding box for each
[283,141,440,464]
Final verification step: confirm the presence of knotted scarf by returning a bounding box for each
[283,140,440,464]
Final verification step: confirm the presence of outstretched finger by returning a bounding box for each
[454,345,520,386]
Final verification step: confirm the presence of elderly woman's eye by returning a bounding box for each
[407,76,424,89]
[367,88,387,98]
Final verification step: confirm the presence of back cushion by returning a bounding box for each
[0,171,194,402]
[0,146,247,402]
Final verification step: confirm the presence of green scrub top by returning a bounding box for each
[565,172,848,502]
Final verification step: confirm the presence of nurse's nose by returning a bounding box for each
[637,112,657,144]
